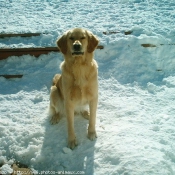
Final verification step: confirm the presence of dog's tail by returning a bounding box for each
[52,74,61,86]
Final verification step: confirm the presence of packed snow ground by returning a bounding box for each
[1,0,175,174]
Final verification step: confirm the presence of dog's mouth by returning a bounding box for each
[72,52,84,56]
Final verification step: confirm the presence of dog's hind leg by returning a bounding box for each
[50,113,61,124]
[49,107,61,124]
[49,85,63,124]
[81,110,90,120]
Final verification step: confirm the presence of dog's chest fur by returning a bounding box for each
[66,57,95,103]
[72,58,89,87]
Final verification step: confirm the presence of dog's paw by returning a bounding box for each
[68,138,78,150]
[81,111,90,120]
[50,113,60,125]
[88,131,97,141]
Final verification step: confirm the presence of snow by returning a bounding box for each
[0,0,175,174]
[0,164,13,175]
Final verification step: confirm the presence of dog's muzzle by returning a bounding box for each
[72,42,84,55]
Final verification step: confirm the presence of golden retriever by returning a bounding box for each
[49,28,99,149]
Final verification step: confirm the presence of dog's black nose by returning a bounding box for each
[73,43,81,51]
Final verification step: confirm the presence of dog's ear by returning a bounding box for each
[86,31,99,53]
[56,33,67,55]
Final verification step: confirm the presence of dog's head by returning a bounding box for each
[57,28,99,56]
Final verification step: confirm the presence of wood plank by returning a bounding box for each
[0,33,41,38]
[124,31,133,35]
[141,43,175,48]
[97,45,104,49]
[0,47,58,60]
[0,75,23,79]
[103,31,120,35]
[141,44,157,47]
[0,46,104,60]
[103,31,133,35]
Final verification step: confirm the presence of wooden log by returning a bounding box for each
[0,46,104,60]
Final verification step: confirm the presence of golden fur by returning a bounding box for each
[49,28,99,149]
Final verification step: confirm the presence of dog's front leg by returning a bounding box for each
[88,96,98,140]
[65,100,77,149]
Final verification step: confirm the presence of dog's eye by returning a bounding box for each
[81,37,85,40]
[69,37,74,40]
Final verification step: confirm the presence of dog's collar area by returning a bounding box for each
[72,52,84,56]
